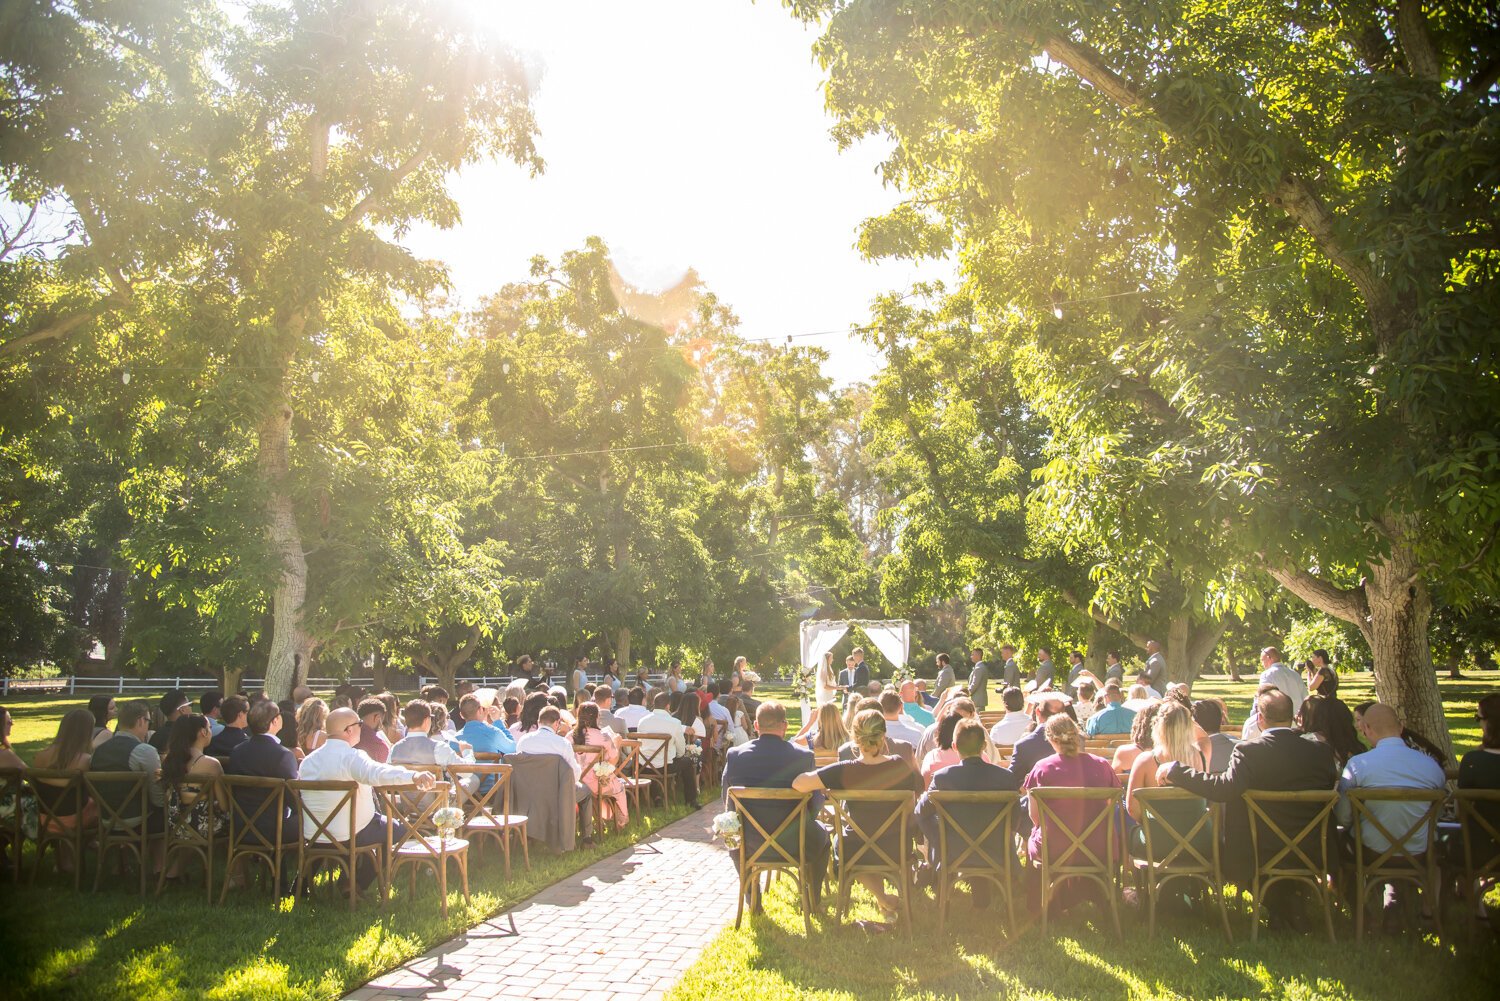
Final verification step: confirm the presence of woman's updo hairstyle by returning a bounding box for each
[851,709,887,753]
[1043,713,1083,757]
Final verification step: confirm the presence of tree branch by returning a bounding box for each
[338,140,435,231]
[0,306,111,358]
[1059,587,1152,649]
[1463,57,1500,101]
[1262,563,1370,630]
[1395,0,1442,82]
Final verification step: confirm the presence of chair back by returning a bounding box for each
[0,767,26,849]
[573,744,604,774]
[1456,788,1500,880]
[928,789,1019,877]
[728,787,812,871]
[615,739,642,781]
[221,775,288,853]
[378,782,453,856]
[1347,787,1445,871]
[474,752,503,763]
[1243,788,1339,878]
[1030,785,1121,875]
[827,788,915,873]
[445,763,515,826]
[812,749,839,768]
[636,733,672,770]
[1133,787,1220,872]
[286,779,360,845]
[163,774,220,846]
[84,771,150,833]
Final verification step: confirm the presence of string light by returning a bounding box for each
[120,369,130,385]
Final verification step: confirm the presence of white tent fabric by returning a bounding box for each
[799,620,851,670]
[857,620,910,670]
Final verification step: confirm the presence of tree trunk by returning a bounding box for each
[1083,620,1110,678]
[1364,554,1450,760]
[221,666,244,696]
[260,402,309,701]
[1225,647,1242,683]
[1165,613,1192,684]
[616,626,631,672]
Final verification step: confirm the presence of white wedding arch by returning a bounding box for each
[797,618,910,673]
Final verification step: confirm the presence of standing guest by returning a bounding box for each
[916,718,1018,908]
[593,685,626,735]
[353,697,392,763]
[295,698,329,759]
[1144,640,1168,693]
[999,644,1021,689]
[575,702,628,829]
[1011,696,1068,784]
[615,687,652,731]
[1104,650,1126,686]
[201,691,225,736]
[1335,703,1447,930]
[838,655,869,708]
[206,696,251,757]
[455,692,518,756]
[602,657,624,695]
[1086,683,1137,739]
[1111,701,1163,776]
[150,690,193,753]
[724,700,828,905]
[517,706,595,845]
[898,680,933,727]
[514,654,538,690]
[1065,651,1088,694]
[1306,649,1333,693]
[1298,694,1361,767]
[1023,714,1119,865]
[932,653,957,701]
[794,709,921,925]
[1032,647,1055,692]
[1158,690,1338,926]
[1242,647,1309,739]
[988,687,1031,746]
[880,690,925,748]
[1192,699,1237,774]
[571,656,591,697]
[87,695,117,749]
[967,648,992,712]
[636,692,699,808]
[298,707,435,889]
[728,656,749,694]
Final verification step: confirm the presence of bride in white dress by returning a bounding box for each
[814,650,838,707]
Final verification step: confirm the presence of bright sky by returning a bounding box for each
[402,0,949,385]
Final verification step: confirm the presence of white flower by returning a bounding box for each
[711,811,741,836]
[593,761,616,780]
[432,806,465,832]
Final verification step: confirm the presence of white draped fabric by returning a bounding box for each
[799,620,850,670]
[856,620,910,670]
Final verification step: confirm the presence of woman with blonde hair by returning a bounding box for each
[793,700,849,753]
[1021,714,1118,865]
[32,709,100,871]
[793,709,921,925]
[1125,701,1203,820]
[294,697,329,759]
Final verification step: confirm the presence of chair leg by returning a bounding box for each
[1355,873,1367,942]
[460,852,471,905]
[734,868,747,929]
[1146,877,1158,940]
[1249,877,1262,943]
[1321,877,1336,943]
[1216,883,1233,942]
[520,825,530,870]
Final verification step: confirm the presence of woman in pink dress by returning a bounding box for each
[573,702,628,828]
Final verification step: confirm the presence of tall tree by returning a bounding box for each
[785,1,1500,752]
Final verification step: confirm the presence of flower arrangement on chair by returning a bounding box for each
[432,806,465,841]
[711,810,742,850]
[680,743,703,765]
[593,760,616,782]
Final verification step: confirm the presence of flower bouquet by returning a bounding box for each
[593,760,616,782]
[432,806,465,840]
[711,810,742,850]
[789,667,813,704]
[680,743,702,764]
[890,664,915,685]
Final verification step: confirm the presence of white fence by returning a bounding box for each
[0,676,374,697]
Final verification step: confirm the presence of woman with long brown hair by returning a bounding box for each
[32,709,100,871]
[294,697,329,759]
[573,702,627,828]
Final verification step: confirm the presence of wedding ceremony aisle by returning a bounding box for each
[342,807,737,1001]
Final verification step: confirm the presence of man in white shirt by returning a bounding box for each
[516,707,595,843]
[988,687,1031,746]
[614,686,652,730]
[879,689,925,747]
[636,691,700,807]
[297,707,435,889]
[1242,646,1310,739]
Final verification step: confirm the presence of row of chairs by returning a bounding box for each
[726,784,1500,941]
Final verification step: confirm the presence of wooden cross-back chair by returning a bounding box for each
[27,769,91,889]
[926,789,1020,933]
[445,763,528,877]
[1130,788,1230,940]
[287,779,385,910]
[1347,787,1446,941]
[157,774,221,901]
[572,744,608,836]
[727,787,817,934]
[1455,788,1500,917]
[378,782,470,918]
[219,775,289,902]
[614,739,651,819]
[828,789,916,932]
[1030,786,1122,938]
[84,770,156,895]
[634,733,674,809]
[1243,789,1340,942]
[703,718,729,790]
[0,767,26,883]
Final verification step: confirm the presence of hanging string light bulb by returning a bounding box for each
[120,369,131,385]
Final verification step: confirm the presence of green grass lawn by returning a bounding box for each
[671,671,1500,1001]
[0,691,693,1001]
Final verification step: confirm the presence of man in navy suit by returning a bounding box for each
[226,700,299,869]
[722,700,829,906]
[916,718,1018,908]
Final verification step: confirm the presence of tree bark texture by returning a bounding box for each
[259,401,308,701]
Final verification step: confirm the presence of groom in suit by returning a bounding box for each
[838,652,870,707]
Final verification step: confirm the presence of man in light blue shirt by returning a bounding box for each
[452,692,517,757]
[898,681,933,726]
[1086,683,1136,737]
[1336,703,1446,927]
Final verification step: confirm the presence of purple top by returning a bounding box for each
[1022,752,1119,862]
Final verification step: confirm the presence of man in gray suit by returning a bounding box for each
[966,648,990,712]
[1065,650,1088,693]
[1034,647,1055,690]
[999,644,1021,688]
[1144,639,1168,691]
[933,653,956,699]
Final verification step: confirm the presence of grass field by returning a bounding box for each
[0,690,692,1001]
[669,670,1500,1001]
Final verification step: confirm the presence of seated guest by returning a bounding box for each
[1458,691,1500,914]
[919,695,976,761]
[1125,702,1211,861]
[159,714,225,874]
[91,701,168,864]
[637,692,700,808]
[517,706,595,844]
[1192,699,1237,774]
[723,700,828,905]
[1074,682,1099,727]
[576,702,628,828]
[500,696,521,730]
[614,686,652,731]
[354,697,392,763]
[839,697,918,773]
[916,718,1018,908]
[880,689,925,748]
[593,685,626,736]
[898,681,933,726]
[150,690,193,753]
[291,685,315,709]
[706,682,733,730]
[298,707,436,889]
[516,691,550,734]
[738,679,762,724]
[1010,696,1068,785]
[454,692,518,757]
[0,705,22,771]
[201,691,225,736]
[1354,701,1447,769]
[988,687,1031,746]
[1298,693,1362,768]
[228,699,299,783]
[1086,683,1136,737]
[32,709,100,869]
[922,708,983,787]
[375,691,404,747]
[206,696,251,757]
[87,695,117,749]
[916,679,936,708]
[390,700,475,793]
[794,709,922,925]
[1022,714,1119,865]
[295,698,329,759]
[1111,702,1163,776]
[1335,703,1447,930]
[1159,690,1338,926]
[794,701,849,754]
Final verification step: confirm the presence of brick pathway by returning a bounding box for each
[344,806,738,1001]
